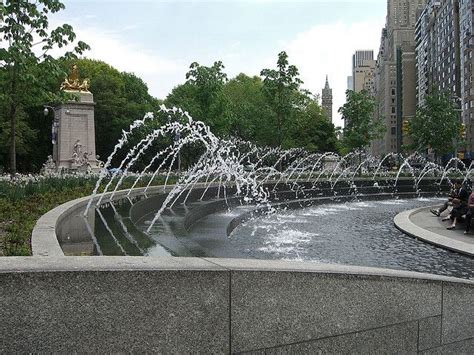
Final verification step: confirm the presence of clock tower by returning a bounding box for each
[321,75,333,122]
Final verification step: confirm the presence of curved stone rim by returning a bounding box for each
[31,185,173,257]
[394,206,474,257]
[2,256,473,286]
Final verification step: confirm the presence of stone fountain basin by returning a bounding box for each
[33,178,447,257]
[18,178,474,353]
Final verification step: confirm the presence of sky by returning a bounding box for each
[51,0,387,127]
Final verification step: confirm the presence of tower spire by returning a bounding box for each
[321,75,333,122]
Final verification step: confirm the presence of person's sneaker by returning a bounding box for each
[447,225,456,230]
[430,209,440,217]
[464,231,468,234]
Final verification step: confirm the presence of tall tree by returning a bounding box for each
[339,90,384,153]
[291,100,339,152]
[222,73,273,143]
[260,51,305,147]
[166,61,229,135]
[408,90,462,160]
[0,0,89,176]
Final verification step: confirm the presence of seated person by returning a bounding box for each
[446,180,470,230]
[431,179,461,217]
[464,191,474,234]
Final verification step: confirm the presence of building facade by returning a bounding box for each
[321,75,333,123]
[415,0,474,155]
[353,50,374,72]
[352,51,375,92]
[459,0,474,154]
[372,0,427,156]
[353,59,377,94]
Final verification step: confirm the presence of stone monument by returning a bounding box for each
[47,64,102,173]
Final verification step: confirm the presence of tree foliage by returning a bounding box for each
[339,90,384,153]
[260,51,306,147]
[408,90,462,158]
[0,0,90,175]
[165,53,339,154]
[0,57,162,172]
[0,44,340,172]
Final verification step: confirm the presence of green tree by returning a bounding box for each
[166,61,229,135]
[165,82,202,116]
[185,61,229,133]
[291,100,339,152]
[0,0,89,176]
[166,56,338,154]
[222,73,273,143]
[339,90,384,153]
[260,51,305,147]
[408,90,462,160]
[0,58,161,172]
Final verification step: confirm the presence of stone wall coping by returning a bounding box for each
[1,256,472,286]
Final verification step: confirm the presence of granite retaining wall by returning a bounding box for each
[1,257,473,353]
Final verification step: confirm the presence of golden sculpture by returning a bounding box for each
[61,64,90,92]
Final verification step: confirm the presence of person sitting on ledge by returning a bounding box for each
[464,190,474,234]
[446,180,471,230]
[431,179,461,217]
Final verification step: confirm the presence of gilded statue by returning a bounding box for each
[61,64,90,92]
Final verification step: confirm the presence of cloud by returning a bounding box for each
[75,27,188,98]
[282,20,384,127]
[45,17,188,99]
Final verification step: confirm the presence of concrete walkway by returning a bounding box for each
[394,206,474,257]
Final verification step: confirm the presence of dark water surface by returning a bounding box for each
[230,197,474,280]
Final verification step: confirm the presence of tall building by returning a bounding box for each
[372,0,427,156]
[458,0,474,154]
[416,0,474,155]
[352,51,375,92]
[347,76,353,91]
[321,75,333,122]
[353,59,377,94]
[352,50,374,71]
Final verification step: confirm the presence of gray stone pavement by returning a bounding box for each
[394,206,474,257]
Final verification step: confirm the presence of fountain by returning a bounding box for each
[41,106,472,279]
[15,106,474,353]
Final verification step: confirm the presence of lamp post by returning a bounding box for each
[44,105,60,164]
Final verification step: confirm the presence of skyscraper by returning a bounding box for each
[352,51,375,93]
[352,50,374,70]
[372,0,426,156]
[321,75,333,123]
[353,58,376,94]
[416,0,474,155]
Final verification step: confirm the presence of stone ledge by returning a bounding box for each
[394,207,474,256]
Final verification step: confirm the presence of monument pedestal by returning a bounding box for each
[53,91,101,173]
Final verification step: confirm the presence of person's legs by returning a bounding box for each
[465,210,473,233]
[439,201,450,213]
[433,201,450,216]
[447,217,458,229]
